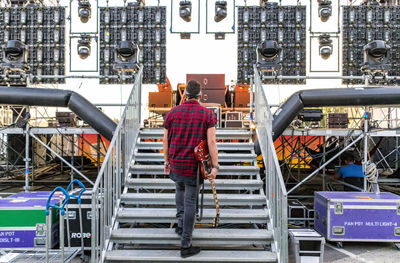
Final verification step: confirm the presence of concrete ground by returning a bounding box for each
[67,242,400,263]
[324,242,400,263]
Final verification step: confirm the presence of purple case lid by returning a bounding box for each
[0,197,59,208]
[316,191,400,200]
[9,191,64,199]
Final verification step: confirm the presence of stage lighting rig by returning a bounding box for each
[1,40,29,72]
[78,0,91,23]
[77,35,91,59]
[256,40,282,73]
[179,1,192,22]
[319,34,333,59]
[113,40,140,72]
[318,0,332,22]
[214,1,227,23]
[361,40,391,76]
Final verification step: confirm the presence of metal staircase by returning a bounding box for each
[90,67,288,263]
[103,128,277,262]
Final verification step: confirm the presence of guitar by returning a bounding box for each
[194,140,220,228]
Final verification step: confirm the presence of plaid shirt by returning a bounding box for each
[164,100,217,177]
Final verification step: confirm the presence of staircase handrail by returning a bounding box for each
[253,65,288,263]
[90,66,143,263]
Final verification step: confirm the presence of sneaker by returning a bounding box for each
[175,226,183,236]
[180,246,201,258]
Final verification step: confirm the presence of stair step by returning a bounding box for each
[105,249,277,262]
[133,153,257,163]
[121,193,266,206]
[137,142,255,151]
[117,208,268,224]
[139,128,252,140]
[126,178,263,190]
[130,165,259,175]
[110,228,273,245]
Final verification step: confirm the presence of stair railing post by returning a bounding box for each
[90,66,143,262]
[254,65,288,262]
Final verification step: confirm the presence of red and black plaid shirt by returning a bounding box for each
[164,100,217,177]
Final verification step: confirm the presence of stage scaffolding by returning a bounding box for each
[275,106,400,197]
[0,105,108,193]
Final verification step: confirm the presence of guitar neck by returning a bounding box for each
[210,180,220,214]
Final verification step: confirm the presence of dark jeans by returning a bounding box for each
[175,181,199,248]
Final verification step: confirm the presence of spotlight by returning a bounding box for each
[256,40,281,73]
[1,40,28,72]
[361,40,391,75]
[179,1,192,23]
[318,34,333,59]
[318,0,332,22]
[78,0,91,23]
[114,40,140,72]
[77,35,91,59]
[214,1,227,23]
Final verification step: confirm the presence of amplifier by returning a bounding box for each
[201,89,226,105]
[225,120,243,128]
[327,113,348,128]
[149,91,172,108]
[235,85,250,108]
[226,112,242,121]
[187,74,226,105]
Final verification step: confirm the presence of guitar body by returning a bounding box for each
[194,140,211,179]
[194,140,220,227]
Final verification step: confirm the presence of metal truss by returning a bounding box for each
[276,105,400,197]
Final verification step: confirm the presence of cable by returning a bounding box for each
[0,123,16,132]
[304,130,355,160]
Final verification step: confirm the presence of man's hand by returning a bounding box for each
[164,162,170,175]
[207,167,217,182]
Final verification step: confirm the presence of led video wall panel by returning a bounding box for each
[342,5,400,84]
[237,4,306,84]
[99,5,167,84]
[0,5,66,85]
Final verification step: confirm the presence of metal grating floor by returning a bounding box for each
[0,248,79,263]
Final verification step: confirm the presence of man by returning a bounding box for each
[334,152,364,191]
[163,80,219,258]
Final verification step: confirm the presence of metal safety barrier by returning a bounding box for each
[253,65,288,263]
[90,66,143,263]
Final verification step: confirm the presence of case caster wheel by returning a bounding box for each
[336,242,343,249]
[395,243,400,251]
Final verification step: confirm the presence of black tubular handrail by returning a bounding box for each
[272,87,400,141]
[0,86,116,140]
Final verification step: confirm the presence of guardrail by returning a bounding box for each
[253,65,288,263]
[90,66,143,263]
